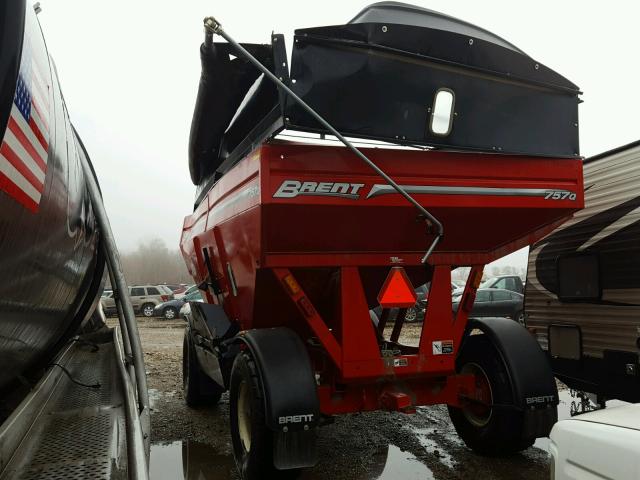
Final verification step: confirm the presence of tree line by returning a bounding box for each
[451,264,526,282]
[109,238,193,287]
[109,239,526,289]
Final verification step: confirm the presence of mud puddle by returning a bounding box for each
[150,441,237,480]
[150,441,436,480]
[372,445,435,480]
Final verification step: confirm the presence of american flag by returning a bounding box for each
[0,39,50,213]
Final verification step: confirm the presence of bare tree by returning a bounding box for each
[116,238,192,286]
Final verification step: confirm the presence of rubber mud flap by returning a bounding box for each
[273,429,318,470]
[522,405,557,439]
[239,328,319,432]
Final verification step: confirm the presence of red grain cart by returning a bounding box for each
[180,3,583,478]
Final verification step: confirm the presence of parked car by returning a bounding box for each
[179,290,206,319]
[179,302,191,319]
[154,289,203,320]
[101,288,112,298]
[174,284,197,299]
[101,285,174,317]
[452,288,524,324]
[452,274,524,297]
[481,275,524,294]
[163,284,188,295]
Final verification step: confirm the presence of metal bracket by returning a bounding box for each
[203,16,222,35]
[569,389,603,416]
[271,33,290,112]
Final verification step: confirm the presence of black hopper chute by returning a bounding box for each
[188,41,278,185]
[188,2,581,203]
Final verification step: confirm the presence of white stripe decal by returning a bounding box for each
[11,105,48,162]
[577,205,640,252]
[30,82,49,114]
[366,184,575,199]
[30,105,48,137]
[31,60,49,92]
[0,153,42,202]
[3,129,46,181]
[31,57,50,86]
[527,242,558,300]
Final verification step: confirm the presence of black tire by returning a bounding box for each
[163,306,178,320]
[182,331,223,407]
[141,303,155,317]
[448,334,535,455]
[230,351,299,480]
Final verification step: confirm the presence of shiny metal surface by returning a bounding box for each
[114,327,150,480]
[0,3,102,390]
[79,134,151,445]
[0,334,127,479]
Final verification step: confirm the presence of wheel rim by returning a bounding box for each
[404,307,417,322]
[517,313,526,326]
[143,305,153,317]
[165,308,176,319]
[461,362,493,427]
[237,380,252,452]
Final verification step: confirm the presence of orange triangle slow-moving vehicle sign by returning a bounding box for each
[377,267,417,308]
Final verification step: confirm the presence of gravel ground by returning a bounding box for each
[131,318,551,480]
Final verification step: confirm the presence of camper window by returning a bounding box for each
[557,253,600,301]
[429,89,455,136]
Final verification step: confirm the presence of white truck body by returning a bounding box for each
[551,403,640,480]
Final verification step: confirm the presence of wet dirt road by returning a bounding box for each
[136,318,551,480]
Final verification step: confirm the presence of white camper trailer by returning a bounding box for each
[526,140,640,404]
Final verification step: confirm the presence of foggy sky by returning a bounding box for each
[37,1,640,269]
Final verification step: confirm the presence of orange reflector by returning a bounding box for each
[377,267,417,308]
[282,274,301,295]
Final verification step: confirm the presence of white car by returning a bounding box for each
[550,403,640,480]
[175,284,197,300]
[179,293,204,319]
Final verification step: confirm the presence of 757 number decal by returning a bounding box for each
[544,190,577,201]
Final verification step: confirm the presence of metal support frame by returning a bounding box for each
[79,153,150,478]
[105,260,136,381]
[272,268,342,368]
[272,264,483,413]
[317,375,474,415]
[114,328,149,479]
[389,308,407,343]
[454,265,484,345]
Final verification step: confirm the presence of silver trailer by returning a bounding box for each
[0,2,149,477]
[526,140,640,404]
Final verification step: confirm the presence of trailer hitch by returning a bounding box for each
[203,16,444,263]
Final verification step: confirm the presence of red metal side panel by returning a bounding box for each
[259,141,583,266]
[181,150,262,324]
